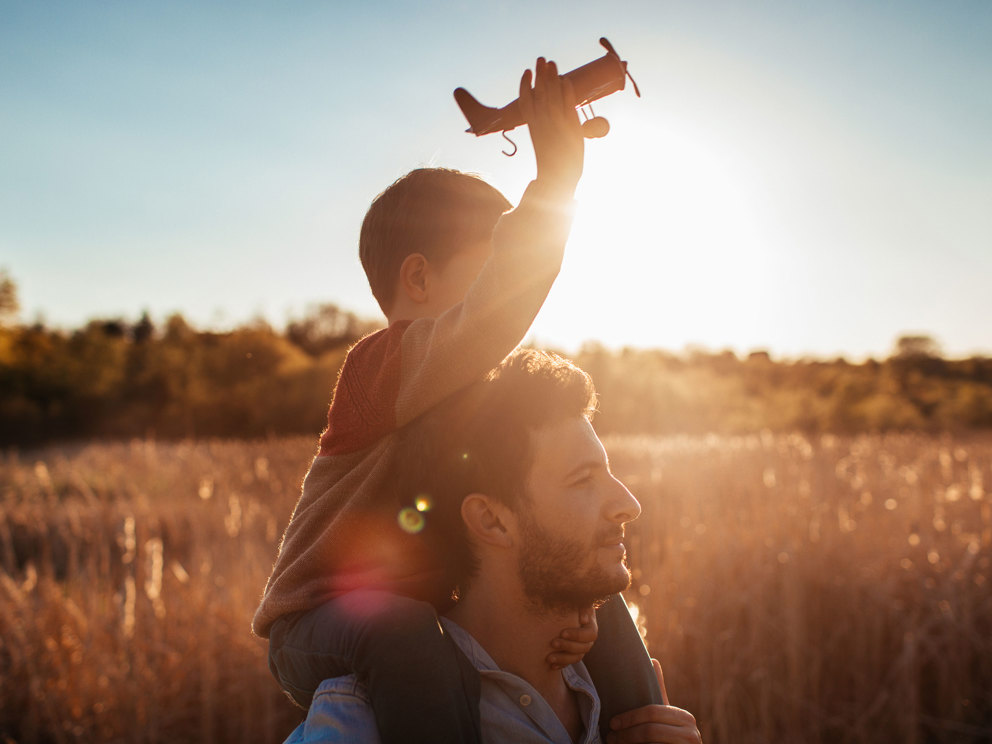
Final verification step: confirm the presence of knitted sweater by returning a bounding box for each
[253,181,574,637]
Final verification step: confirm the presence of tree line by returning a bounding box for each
[1,303,990,447]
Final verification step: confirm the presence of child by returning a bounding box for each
[254,58,662,743]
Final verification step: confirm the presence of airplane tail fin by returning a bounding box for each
[453,88,502,135]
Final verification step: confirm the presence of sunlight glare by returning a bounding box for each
[541,111,780,353]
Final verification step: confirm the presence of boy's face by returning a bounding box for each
[429,239,493,315]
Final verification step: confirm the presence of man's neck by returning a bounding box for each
[445,576,583,727]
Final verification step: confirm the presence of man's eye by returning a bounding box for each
[571,475,593,487]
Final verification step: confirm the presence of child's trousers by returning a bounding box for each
[268,590,482,744]
[583,594,666,741]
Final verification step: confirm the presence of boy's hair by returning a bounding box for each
[392,349,598,602]
[359,168,512,314]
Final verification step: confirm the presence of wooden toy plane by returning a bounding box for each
[454,37,640,146]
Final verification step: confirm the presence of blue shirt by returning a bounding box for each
[284,618,603,744]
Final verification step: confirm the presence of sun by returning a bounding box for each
[535,109,779,353]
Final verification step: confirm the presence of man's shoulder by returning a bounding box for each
[284,626,604,744]
[284,676,380,744]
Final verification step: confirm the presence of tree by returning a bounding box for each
[285,303,379,356]
[132,311,155,344]
[0,269,19,325]
[894,334,942,359]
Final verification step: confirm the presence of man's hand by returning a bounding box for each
[546,606,598,670]
[518,57,584,199]
[606,659,702,744]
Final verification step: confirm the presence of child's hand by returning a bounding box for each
[605,659,703,743]
[546,606,598,670]
[518,57,584,199]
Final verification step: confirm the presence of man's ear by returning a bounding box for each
[461,493,515,548]
[398,253,430,304]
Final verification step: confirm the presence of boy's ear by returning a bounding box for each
[461,493,514,549]
[398,253,430,305]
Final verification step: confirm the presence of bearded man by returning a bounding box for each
[286,350,702,744]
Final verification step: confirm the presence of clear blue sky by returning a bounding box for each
[2,0,989,359]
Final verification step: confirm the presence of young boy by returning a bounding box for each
[254,58,662,743]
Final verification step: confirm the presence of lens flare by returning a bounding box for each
[397,507,426,534]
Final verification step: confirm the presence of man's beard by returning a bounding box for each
[516,511,631,615]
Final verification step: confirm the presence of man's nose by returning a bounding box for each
[607,475,641,524]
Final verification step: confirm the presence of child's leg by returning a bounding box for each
[582,593,664,740]
[268,590,481,744]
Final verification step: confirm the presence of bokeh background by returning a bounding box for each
[2,2,991,742]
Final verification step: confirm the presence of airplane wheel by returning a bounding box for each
[581,117,610,139]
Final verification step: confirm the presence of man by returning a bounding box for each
[286,350,702,744]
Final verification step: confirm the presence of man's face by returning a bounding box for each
[514,415,641,614]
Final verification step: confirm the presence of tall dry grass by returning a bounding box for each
[614,432,992,743]
[1,433,990,742]
[0,438,314,743]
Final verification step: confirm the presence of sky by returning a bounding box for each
[1,1,990,360]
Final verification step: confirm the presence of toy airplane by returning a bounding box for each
[454,37,640,151]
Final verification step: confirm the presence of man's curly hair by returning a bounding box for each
[390,348,597,607]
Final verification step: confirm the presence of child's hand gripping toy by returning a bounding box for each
[454,37,640,155]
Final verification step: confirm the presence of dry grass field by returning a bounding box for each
[1,433,990,743]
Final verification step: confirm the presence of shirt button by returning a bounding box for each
[519,694,532,707]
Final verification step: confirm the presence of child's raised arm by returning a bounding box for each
[517,57,585,201]
[390,58,586,429]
